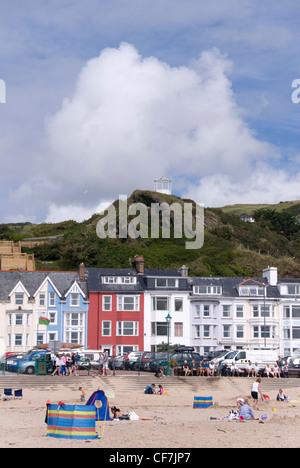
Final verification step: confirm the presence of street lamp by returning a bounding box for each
[165,313,172,376]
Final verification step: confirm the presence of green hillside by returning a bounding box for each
[1,191,300,278]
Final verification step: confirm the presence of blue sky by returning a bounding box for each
[0,0,299,223]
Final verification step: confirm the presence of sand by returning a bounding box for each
[0,376,299,449]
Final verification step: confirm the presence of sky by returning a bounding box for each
[0,0,300,223]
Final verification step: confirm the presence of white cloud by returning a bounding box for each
[184,162,300,207]
[43,42,279,220]
[45,200,112,223]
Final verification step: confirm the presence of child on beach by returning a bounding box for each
[158,384,164,395]
[79,387,86,403]
[277,389,289,402]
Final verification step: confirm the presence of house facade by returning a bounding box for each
[0,269,88,355]
[86,260,145,356]
[0,262,300,358]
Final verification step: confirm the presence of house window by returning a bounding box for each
[117,296,139,311]
[15,293,24,305]
[174,298,183,312]
[203,305,210,317]
[292,327,300,339]
[223,325,231,338]
[39,293,46,306]
[70,293,80,307]
[117,321,138,336]
[14,334,23,346]
[203,325,210,338]
[152,296,170,311]
[49,292,55,307]
[195,305,200,318]
[287,285,300,295]
[65,312,84,327]
[253,326,271,339]
[174,322,183,337]
[195,325,200,338]
[236,325,244,339]
[222,305,231,318]
[15,314,23,325]
[292,306,300,318]
[103,296,112,311]
[102,321,111,336]
[49,311,57,324]
[151,322,168,336]
[103,276,117,284]
[65,331,83,345]
[239,286,265,296]
[155,278,177,288]
[236,306,244,318]
[194,285,222,295]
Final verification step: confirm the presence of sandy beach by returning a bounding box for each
[0,375,299,449]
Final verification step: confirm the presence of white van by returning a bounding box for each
[220,349,278,374]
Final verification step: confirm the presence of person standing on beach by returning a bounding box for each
[251,378,263,410]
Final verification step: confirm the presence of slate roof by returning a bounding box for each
[0,270,87,301]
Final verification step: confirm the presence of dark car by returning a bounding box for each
[288,357,300,378]
[140,352,168,371]
[148,346,203,373]
[109,355,126,370]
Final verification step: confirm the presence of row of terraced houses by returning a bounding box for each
[0,256,300,357]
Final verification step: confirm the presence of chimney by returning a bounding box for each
[78,262,86,281]
[179,265,188,277]
[262,266,278,286]
[133,255,144,274]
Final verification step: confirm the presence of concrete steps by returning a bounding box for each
[0,374,95,392]
[99,374,300,396]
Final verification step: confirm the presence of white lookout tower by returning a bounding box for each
[154,177,172,195]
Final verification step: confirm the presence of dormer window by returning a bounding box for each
[287,285,300,295]
[239,286,265,296]
[193,285,222,295]
[102,276,136,284]
[155,278,177,288]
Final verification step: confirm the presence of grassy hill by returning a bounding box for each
[1,191,300,278]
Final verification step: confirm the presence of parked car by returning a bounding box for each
[288,357,300,378]
[124,351,144,370]
[147,346,203,373]
[108,355,126,370]
[77,357,91,370]
[14,350,52,375]
[140,352,168,371]
[4,353,25,372]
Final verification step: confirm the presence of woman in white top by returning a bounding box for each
[251,378,263,410]
[264,363,274,378]
[273,365,280,378]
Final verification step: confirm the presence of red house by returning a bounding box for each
[86,257,145,355]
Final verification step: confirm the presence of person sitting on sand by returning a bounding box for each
[239,399,258,420]
[144,383,156,394]
[110,406,154,420]
[277,389,289,402]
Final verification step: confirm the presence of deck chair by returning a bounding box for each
[3,388,13,400]
[14,389,23,399]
